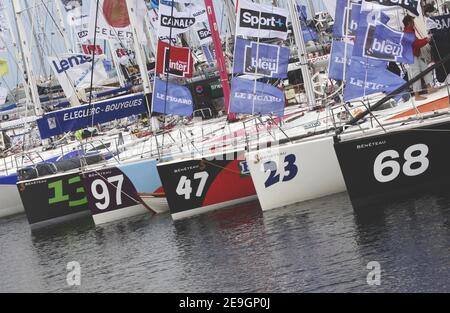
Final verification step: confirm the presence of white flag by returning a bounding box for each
[88,0,133,42]
[158,3,197,38]
[236,0,289,40]
[48,54,109,98]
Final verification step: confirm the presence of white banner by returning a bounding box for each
[88,0,133,42]
[236,0,289,40]
[158,3,197,38]
[48,54,109,98]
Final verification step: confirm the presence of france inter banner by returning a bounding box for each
[37,93,147,139]
[344,57,405,101]
[363,22,415,64]
[152,78,193,116]
[233,37,289,78]
[230,77,285,117]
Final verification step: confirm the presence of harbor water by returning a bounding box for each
[0,191,449,293]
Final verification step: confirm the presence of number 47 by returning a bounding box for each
[176,172,209,200]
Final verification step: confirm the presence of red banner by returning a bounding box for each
[156,41,193,78]
[82,44,104,55]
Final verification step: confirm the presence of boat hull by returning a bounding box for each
[157,150,257,220]
[17,171,91,229]
[0,184,24,218]
[246,136,346,211]
[334,116,450,208]
[81,159,165,225]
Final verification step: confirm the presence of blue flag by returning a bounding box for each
[353,10,390,58]
[233,37,289,78]
[297,4,319,42]
[363,22,415,64]
[329,41,353,81]
[230,77,285,117]
[344,57,404,101]
[333,0,362,38]
[152,79,193,116]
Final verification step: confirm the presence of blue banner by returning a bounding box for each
[363,22,415,64]
[297,4,319,42]
[353,10,390,58]
[344,57,405,101]
[233,37,289,78]
[333,0,362,38]
[230,77,285,117]
[152,79,193,117]
[37,93,147,139]
[329,41,353,81]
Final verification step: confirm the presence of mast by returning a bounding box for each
[224,0,236,36]
[125,0,152,96]
[1,2,32,110]
[204,0,234,119]
[55,0,74,53]
[12,0,42,116]
[287,0,316,108]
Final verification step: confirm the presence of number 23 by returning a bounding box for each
[264,154,298,188]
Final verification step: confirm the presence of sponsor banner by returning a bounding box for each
[363,21,415,64]
[17,172,90,225]
[48,53,109,98]
[82,44,104,55]
[37,93,146,139]
[156,150,256,219]
[156,40,193,78]
[329,40,353,81]
[152,79,193,116]
[230,77,285,117]
[158,3,196,38]
[333,0,361,38]
[334,120,450,208]
[233,37,289,78]
[352,10,390,58]
[60,0,88,26]
[343,57,403,101]
[81,159,162,223]
[194,23,212,46]
[88,0,133,42]
[430,14,450,83]
[364,0,420,16]
[0,58,8,77]
[237,0,289,40]
[0,87,7,105]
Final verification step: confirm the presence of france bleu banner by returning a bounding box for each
[233,37,289,78]
[363,22,415,64]
[37,94,146,139]
[344,57,405,101]
[353,10,390,58]
[332,0,362,38]
[152,79,193,116]
[230,77,285,117]
[329,41,353,81]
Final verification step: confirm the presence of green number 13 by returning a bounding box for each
[48,176,87,207]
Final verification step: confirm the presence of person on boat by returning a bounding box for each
[403,15,437,101]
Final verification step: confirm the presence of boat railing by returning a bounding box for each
[193,108,213,120]
[336,52,450,136]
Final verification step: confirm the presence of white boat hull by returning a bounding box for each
[0,184,24,218]
[246,136,346,211]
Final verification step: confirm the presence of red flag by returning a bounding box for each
[82,44,104,55]
[156,41,193,78]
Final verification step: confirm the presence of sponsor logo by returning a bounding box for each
[240,8,287,32]
[161,15,195,29]
[244,43,279,77]
[234,92,283,103]
[197,28,211,40]
[349,77,385,91]
[431,16,450,30]
[356,140,387,150]
[365,0,419,15]
[156,93,193,105]
[52,55,92,74]
[239,161,250,175]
